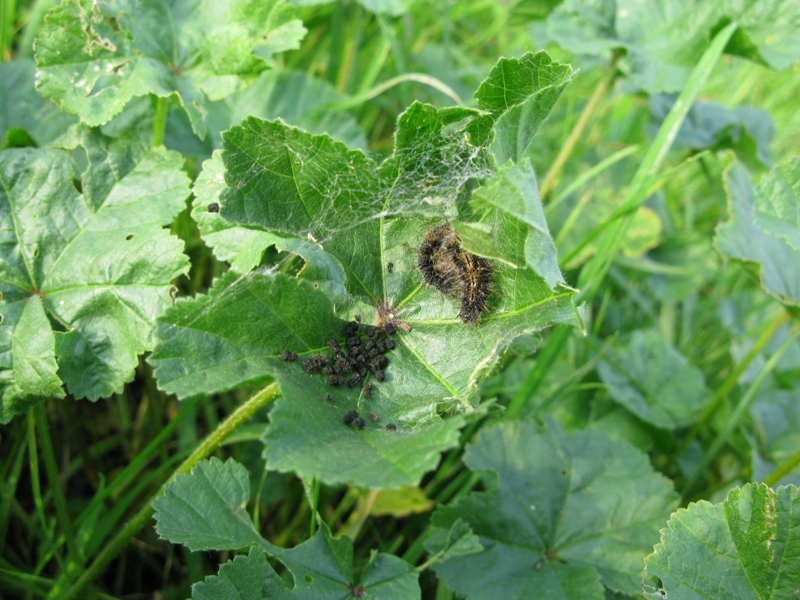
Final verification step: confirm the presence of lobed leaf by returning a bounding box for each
[649,94,775,170]
[0,127,189,421]
[597,329,709,430]
[547,0,800,93]
[152,51,582,488]
[35,0,306,138]
[153,457,421,598]
[644,483,800,599]
[475,52,573,165]
[716,159,800,307]
[425,420,678,598]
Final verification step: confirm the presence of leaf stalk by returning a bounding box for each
[152,95,169,147]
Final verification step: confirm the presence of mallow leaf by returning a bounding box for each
[153,457,261,551]
[0,127,189,421]
[153,458,421,598]
[151,52,582,488]
[752,156,800,252]
[750,390,800,486]
[459,160,564,289]
[596,330,709,430]
[716,160,800,307]
[649,94,775,170]
[547,0,800,93]
[425,420,679,598]
[474,52,573,165]
[35,0,306,139]
[644,483,800,599]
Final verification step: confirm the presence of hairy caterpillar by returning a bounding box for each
[417,223,493,323]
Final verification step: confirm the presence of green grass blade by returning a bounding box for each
[575,21,739,304]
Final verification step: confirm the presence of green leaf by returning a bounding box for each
[644,483,800,599]
[0,296,66,422]
[716,160,800,307]
[191,547,287,600]
[474,51,573,165]
[35,0,306,139]
[153,52,581,488]
[426,420,678,597]
[547,0,800,93]
[0,59,77,147]
[462,161,565,288]
[750,390,800,486]
[752,156,800,252]
[191,150,282,273]
[153,457,261,551]
[423,518,483,564]
[155,459,421,598]
[597,330,708,430]
[0,128,189,419]
[649,95,774,170]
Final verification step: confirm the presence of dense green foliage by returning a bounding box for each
[1,1,799,598]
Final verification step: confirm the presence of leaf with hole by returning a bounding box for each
[35,0,306,139]
[150,51,582,488]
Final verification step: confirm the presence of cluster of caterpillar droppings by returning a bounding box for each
[417,223,493,323]
[280,318,399,430]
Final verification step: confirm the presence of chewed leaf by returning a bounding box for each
[0,127,189,420]
[152,51,582,488]
[426,420,678,598]
[644,483,800,599]
[35,0,305,138]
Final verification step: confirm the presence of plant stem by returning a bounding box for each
[539,50,621,200]
[56,382,280,600]
[152,96,168,147]
[339,489,377,541]
[310,478,320,538]
[33,403,85,568]
[682,329,800,501]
